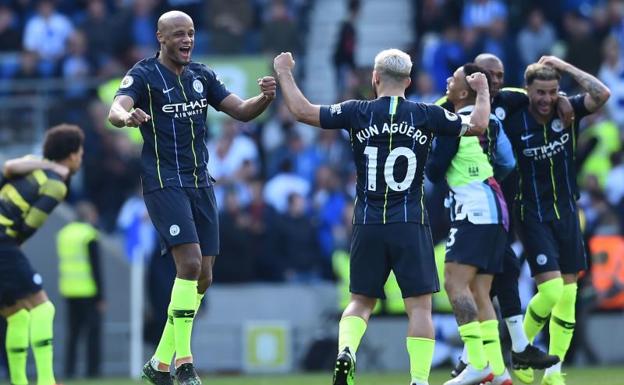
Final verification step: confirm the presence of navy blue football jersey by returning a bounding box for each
[504,95,591,222]
[320,96,467,225]
[115,55,231,192]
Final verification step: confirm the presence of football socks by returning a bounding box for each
[524,278,563,342]
[171,278,198,361]
[338,316,367,355]
[549,283,577,361]
[6,309,30,385]
[481,320,505,376]
[30,301,56,385]
[458,321,487,370]
[406,337,435,383]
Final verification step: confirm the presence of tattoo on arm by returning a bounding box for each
[570,70,610,109]
[451,295,479,325]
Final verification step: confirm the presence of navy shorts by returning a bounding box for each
[350,223,439,299]
[517,210,587,276]
[144,186,219,256]
[0,242,43,307]
[445,220,506,274]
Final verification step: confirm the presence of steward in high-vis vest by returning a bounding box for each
[56,201,104,379]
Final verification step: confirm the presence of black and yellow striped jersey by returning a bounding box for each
[0,168,67,243]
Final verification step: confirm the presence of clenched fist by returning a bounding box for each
[124,108,151,127]
[274,52,295,74]
[466,72,489,93]
[258,76,277,100]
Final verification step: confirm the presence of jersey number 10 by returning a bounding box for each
[363,146,417,192]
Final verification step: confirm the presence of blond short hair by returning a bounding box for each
[374,49,412,82]
[524,63,561,86]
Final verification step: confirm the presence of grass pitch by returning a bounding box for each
[64,366,624,385]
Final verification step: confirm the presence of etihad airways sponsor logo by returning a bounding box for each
[162,98,208,118]
[522,133,569,160]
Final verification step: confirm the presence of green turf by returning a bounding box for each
[64,366,624,385]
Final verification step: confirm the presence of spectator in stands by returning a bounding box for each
[275,192,323,282]
[606,151,624,230]
[427,24,465,93]
[261,100,298,157]
[208,119,259,207]
[517,8,557,70]
[461,0,508,30]
[480,16,520,84]
[61,30,92,101]
[269,130,320,184]
[261,0,300,55]
[332,0,360,99]
[314,129,351,175]
[598,35,624,129]
[0,4,21,52]
[245,179,280,281]
[313,166,347,278]
[80,0,117,71]
[127,0,159,62]
[208,0,254,54]
[563,9,602,77]
[264,158,310,214]
[23,0,74,73]
[213,188,254,283]
[408,70,441,103]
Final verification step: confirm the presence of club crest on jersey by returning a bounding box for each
[444,109,458,121]
[551,119,563,132]
[329,103,342,116]
[193,79,204,94]
[169,224,180,236]
[495,107,506,120]
[120,75,133,89]
[536,254,548,266]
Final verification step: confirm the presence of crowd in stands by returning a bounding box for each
[1,0,624,294]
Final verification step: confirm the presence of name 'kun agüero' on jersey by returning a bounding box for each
[355,121,429,144]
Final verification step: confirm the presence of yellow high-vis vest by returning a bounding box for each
[57,222,99,298]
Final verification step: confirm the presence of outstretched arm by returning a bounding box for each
[539,56,610,113]
[273,52,321,127]
[219,76,276,122]
[3,156,69,180]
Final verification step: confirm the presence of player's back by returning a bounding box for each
[320,96,466,225]
[0,168,67,242]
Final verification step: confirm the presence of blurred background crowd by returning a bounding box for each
[1,0,624,365]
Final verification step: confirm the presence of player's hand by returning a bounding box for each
[538,55,569,71]
[273,52,295,74]
[124,108,151,127]
[466,72,489,93]
[556,95,575,128]
[258,76,277,101]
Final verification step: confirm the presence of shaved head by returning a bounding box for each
[474,53,504,96]
[156,10,195,70]
[158,10,193,32]
[474,53,502,67]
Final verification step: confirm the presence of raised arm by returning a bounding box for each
[273,52,321,127]
[464,72,491,136]
[219,76,276,122]
[108,95,151,128]
[539,55,610,113]
[3,156,69,180]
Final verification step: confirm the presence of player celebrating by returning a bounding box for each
[427,63,514,385]
[0,124,84,385]
[274,49,490,385]
[505,57,610,385]
[439,53,562,383]
[107,10,276,385]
